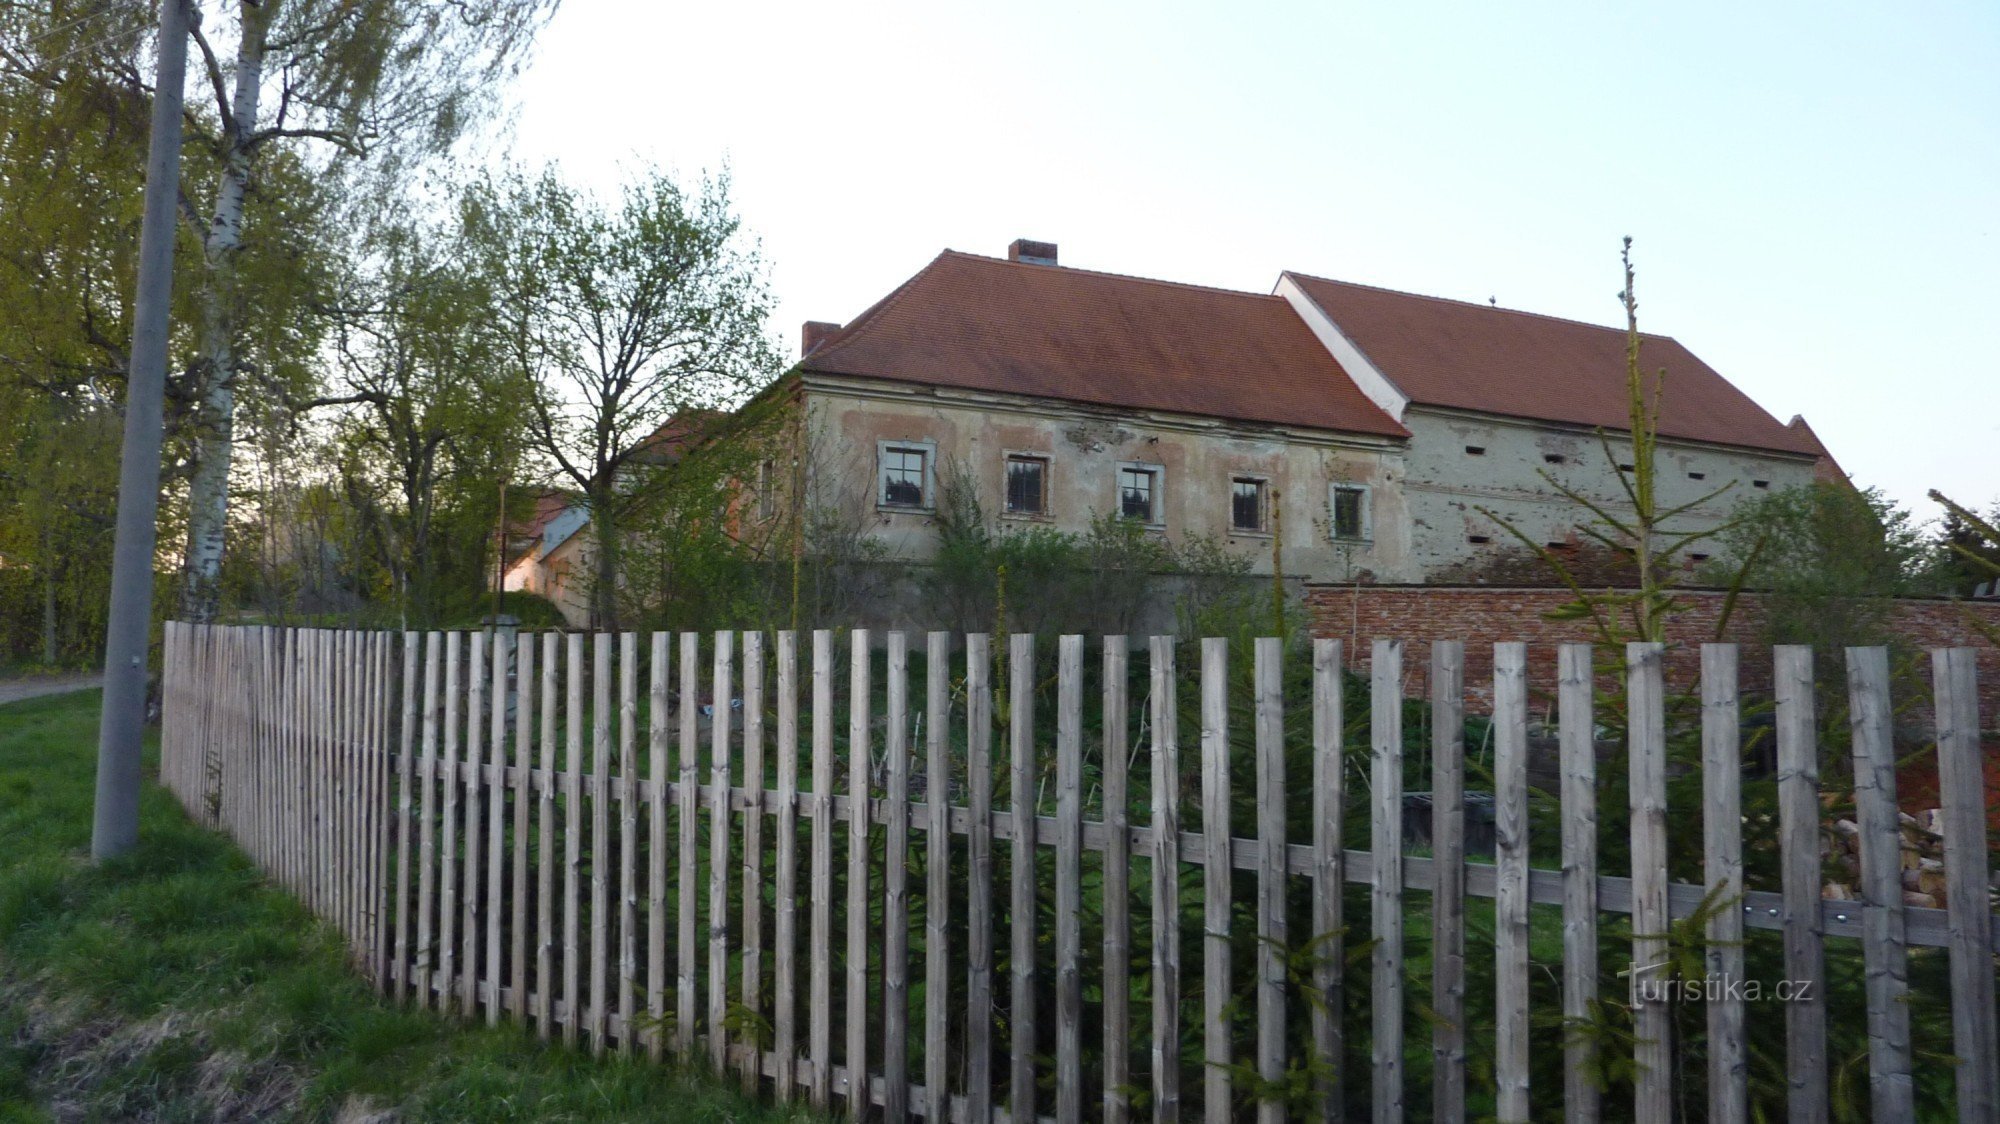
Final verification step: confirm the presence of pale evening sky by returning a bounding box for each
[508,1,1998,522]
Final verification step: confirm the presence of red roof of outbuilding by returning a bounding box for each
[1283,273,1817,457]
[800,252,1409,439]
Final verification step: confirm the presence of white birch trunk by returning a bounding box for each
[180,2,268,621]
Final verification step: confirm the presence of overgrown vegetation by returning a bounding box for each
[0,689,819,1122]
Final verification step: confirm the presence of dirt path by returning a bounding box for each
[0,672,101,707]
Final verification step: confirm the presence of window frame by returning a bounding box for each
[1115,461,1166,528]
[875,439,937,512]
[1228,474,1270,535]
[1001,451,1053,519]
[1329,482,1373,543]
[756,458,777,520]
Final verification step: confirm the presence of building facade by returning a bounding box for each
[788,241,1827,586]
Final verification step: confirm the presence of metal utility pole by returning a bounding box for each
[93,0,191,860]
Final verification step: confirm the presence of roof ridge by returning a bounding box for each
[941,249,1286,302]
[1283,269,1684,342]
[804,251,955,368]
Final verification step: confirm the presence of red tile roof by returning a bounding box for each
[800,252,1409,439]
[1786,415,1851,485]
[1284,273,1818,457]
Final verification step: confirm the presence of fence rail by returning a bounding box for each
[160,622,1998,1121]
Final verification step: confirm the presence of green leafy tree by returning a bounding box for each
[169,0,559,623]
[468,165,782,630]
[1712,481,1937,649]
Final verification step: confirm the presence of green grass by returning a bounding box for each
[0,689,821,1122]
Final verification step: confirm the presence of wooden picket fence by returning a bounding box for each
[158,621,2000,1122]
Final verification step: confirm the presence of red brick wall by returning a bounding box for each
[1303,584,2000,723]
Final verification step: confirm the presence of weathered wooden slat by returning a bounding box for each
[967,634,996,1124]
[1101,638,1131,1124]
[740,630,765,1090]
[1933,647,1998,1120]
[1559,643,1599,1124]
[537,633,558,1040]
[709,631,735,1071]
[462,632,484,1016]
[510,633,533,1024]
[1845,646,1913,1120]
[1626,642,1670,1124]
[1310,639,1343,1124]
[1055,635,1085,1124]
[884,632,912,1121]
[1699,644,1745,1124]
[808,630,835,1109]
[678,631,700,1055]
[395,631,419,1004]
[1009,632,1037,1124]
[1200,637,1232,1124]
[1493,642,1530,1122]
[773,631,800,1093]
[618,632,639,1054]
[561,633,584,1045]
[847,629,873,1120]
[1371,639,1405,1124]
[487,630,509,1024]
[440,632,462,1014]
[590,632,613,1055]
[1776,645,1827,1121]
[1430,641,1466,1119]
[1253,638,1287,1124]
[648,632,670,1060]
[925,631,952,1124]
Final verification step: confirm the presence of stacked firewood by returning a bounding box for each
[1824,811,1952,908]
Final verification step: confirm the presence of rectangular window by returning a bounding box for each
[878,443,931,509]
[1231,477,1267,533]
[1005,455,1048,515]
[1330,483,1370,541]
[1118,464,1162,524]
[756,459,776,520]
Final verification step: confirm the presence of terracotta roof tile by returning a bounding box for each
[1285,273,1817,456]
[801,252,1409,439]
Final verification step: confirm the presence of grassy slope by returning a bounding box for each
[0,690,817,1123]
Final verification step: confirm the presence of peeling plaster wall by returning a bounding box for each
[802,377,1417,583]
[1400,408,1819,578]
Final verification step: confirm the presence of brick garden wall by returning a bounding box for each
[1303,584,2000,725]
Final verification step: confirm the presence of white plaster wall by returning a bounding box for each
[801,378,1419,583]
[1399,408,1819,578]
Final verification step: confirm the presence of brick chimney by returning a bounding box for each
[801,320,842,358]
[1007,239,1058,266]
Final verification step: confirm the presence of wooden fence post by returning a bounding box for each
[1627,642,1670,1124]
[1700,644,1745,1124]
[1775,645,1827,1119]
[1253,637,1288,1124]
[1102,637,1132,1124]
[1056,634,1085,1124]
[1934,647,1998,1120]
[1430,640,1466,1118]
[847,629,873,1117]
[1559,643,1598,1124]
[925,631,952,1123]
[884,631,911,1121]
[967,633,996,1124]
[1370,639,1405,1124]
[1009,631,1037,1124]
[1845,646,1913,1120]
[774,630,800,1092]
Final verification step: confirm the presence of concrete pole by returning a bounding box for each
[93,0,191,861]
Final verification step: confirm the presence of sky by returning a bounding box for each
[507,1,1998,522]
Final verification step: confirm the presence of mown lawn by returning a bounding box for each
[0,688,820,1123]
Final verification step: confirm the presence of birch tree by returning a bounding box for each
[467,167,781,629]
[172,0,557,622]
